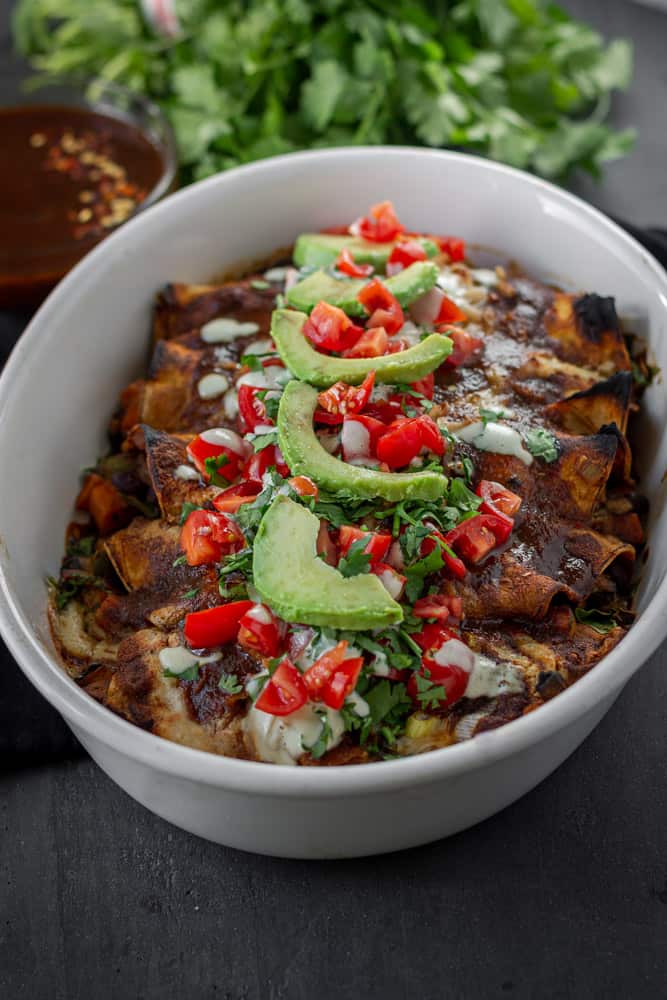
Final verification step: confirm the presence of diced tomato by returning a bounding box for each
[386,239,427,275]
[255,658,308,717]
[317,372,375,420]
[335,247,373,278]
[288,475,318,500]
[476,480,522,518]
[375,419,422,469]
[322,657,364,710]
[302,640,349,698]
[237,604,283,659]
[442,328,483,368]
[352,200,404,243]
[362,397,405,424]
[436,296,468,324]
[302,301,364,353]
[180,509,245,566]
[412,595,463,623]
[407,661,469,707]
[384,338,408,354]
[357,279,404,335]
[184,599,254,649]
[444,512,513,565]
[341,327,388,358]
[376,414,444,469]
[237,384,272,434]
[338,526,392,566]
[372,562,406,600]
[413,622,458,653]
[420,531,467,581]
[409,373,435,400]
[340,413,386,462]
[437,236,466,262]
[213,480,262,513]
[186,431,246,482]
[316,520,338,566]
[414,414,445,456]
[243,444,290,480]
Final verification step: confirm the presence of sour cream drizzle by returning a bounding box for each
[174,464,200,481]
[159,646,220,674]
[200,317,260,343]
[243,702,344,765]
[197,372,230,399]
[453,420,534,466]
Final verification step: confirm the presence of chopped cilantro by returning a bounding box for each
[250,279,270,290]
[403,541,445,603]
[218,548,253,593]
[181,586,200,600]
[172,554,187,567]
[240,353,264,371]
[163,663,199,682]
[337,537,372,578]
[179,501,202,525]
[204,453,231,487]
[66,535,96,558]
[524,427,559,462]
[218,672,243,694]
[479,407,505,426]
[448,478,482,513]
[461,455,475,485]
[574,607,618,634]
[414,668,446,709]
[255,390,281,423]
[251,430,279,452]
[47,573,107,611]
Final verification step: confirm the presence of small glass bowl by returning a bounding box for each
[0,78,177,308]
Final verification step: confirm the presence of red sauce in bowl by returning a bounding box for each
[0,105,167,306]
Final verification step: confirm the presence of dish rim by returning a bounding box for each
[1,145,666,797]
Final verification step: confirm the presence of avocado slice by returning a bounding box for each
[271,309,452,387]
[293,233,438,271]
[286,260,439,316]
[278,380,448,501]
[253,496,403,629]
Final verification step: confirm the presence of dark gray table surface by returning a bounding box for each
[1,2,666,998]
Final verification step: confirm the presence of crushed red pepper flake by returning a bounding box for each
[31,126,149,241]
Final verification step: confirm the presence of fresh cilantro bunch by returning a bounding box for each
[14,0,634,182]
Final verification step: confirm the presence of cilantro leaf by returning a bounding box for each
[414,668,446,710]
[524,427,559,462]
[218,672,243,694]
[179,501,202,525]
[204,454,231,487]
[302,711,333,760]
[479,407,505,426]
[337,537,372,578]
[574,607,618,634]
[251,430,279,452]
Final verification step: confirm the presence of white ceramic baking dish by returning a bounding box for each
[1,148,666,858]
